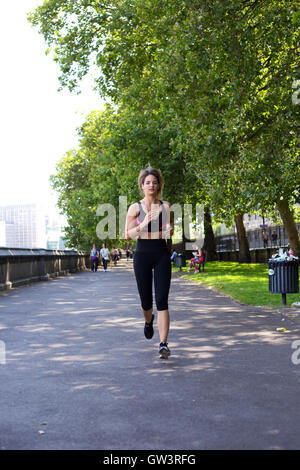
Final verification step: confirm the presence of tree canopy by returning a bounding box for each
[29,0,300,253]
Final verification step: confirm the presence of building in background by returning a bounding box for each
[0,204,47,248]
[0,221,5,246]
[214,214,275,237]
[0,204,66,249]
[45,213,66,250]
[243,213,274,231]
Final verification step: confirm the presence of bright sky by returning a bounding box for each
[0,0,104,219]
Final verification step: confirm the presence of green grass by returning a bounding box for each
[172,261,300,308]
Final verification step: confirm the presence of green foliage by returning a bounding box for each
[177,261,300,308]
[50,104,192,248]
[30,0,300,248]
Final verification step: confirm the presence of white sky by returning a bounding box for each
[0,0,104,219]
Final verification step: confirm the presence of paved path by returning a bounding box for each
[0,264,300,450]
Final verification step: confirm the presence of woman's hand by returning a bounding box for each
[163,223,174,239]
[140,206,160,230]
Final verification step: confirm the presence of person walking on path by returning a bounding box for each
[196,247,205,272]
[125,166,174,359]
[90,244,99,272]
[271,230,278,248]
[262,230,268,249]
[112,248,119,266]
[100,243,110,272]
[170,249,177,263]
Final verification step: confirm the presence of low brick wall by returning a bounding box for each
[0,248,90,291]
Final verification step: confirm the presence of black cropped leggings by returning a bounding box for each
[133,239,171,311]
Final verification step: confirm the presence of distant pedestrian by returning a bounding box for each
[90,244,99,272]
[262,230,268,248]
[271,230,278,248]
[100,243,110,272]
[197,248,205,272]
[112,248,119,266]
[170,249,177,262]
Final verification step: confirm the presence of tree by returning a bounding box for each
[203,207,218,262]
[51,103,192,248]
[30,0,300,254]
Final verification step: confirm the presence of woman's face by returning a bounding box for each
[142,174,159,196]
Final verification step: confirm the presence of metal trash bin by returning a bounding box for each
[268,258,299,305]
[174,254,186,270]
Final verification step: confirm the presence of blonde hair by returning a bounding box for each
[138,166,164,199]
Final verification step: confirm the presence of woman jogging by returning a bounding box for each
[125,167,173,359]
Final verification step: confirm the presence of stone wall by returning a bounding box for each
[0,248,90,291]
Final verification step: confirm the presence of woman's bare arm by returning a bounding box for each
[125,203,142,240]
[125,202,161,239]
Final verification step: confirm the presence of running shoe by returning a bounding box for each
[159,342,171,359]
[144,314,154,339]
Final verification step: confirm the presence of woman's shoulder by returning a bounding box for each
[127,202,140,216]
[161,200,171,208]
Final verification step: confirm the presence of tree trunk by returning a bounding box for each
[203,206,218,261]
[166,237,172,253]
[182,209,192,253]
[277,199,300,257]
[235,213,251,263]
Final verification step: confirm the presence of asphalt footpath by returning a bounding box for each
[0,262,300,450]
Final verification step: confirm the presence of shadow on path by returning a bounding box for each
[0,268,300,450]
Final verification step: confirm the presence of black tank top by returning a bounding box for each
[136,200,167,232]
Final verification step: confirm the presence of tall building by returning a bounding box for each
[0,204,47,249]
[45,213,66,250]
[0,221,5,246]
